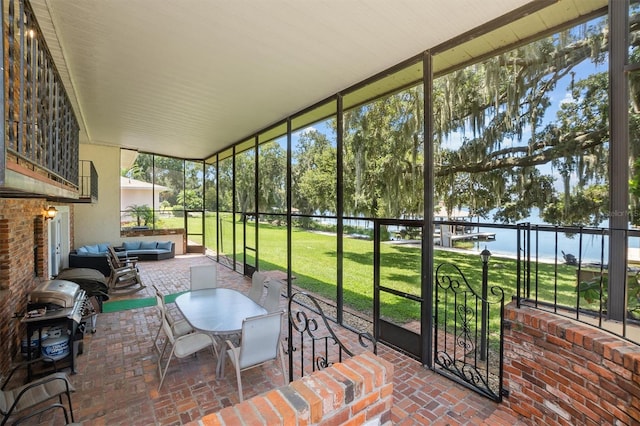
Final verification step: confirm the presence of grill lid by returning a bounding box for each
[29,280,80,308]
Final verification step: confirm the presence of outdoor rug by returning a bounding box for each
[102,291,187,313]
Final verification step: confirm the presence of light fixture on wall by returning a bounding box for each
[44,206,58,220]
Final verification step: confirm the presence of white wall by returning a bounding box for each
[75,144,122,248]
[120,187,151,223]
[122,188,152,211]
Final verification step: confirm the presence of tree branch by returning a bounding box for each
[436,128,607,176]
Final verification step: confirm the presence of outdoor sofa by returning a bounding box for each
[120,240,175,260]
[68,241,175,276]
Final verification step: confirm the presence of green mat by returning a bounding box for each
[102,297,155,313]
[165,291,187,304]
[102,291,187,313]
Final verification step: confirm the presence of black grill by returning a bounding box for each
[22,282,90,379]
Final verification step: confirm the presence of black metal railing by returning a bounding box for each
[436,219,640,344]
[434,262,505,401]
[78,160,98,200]
[286,291,376,381]
[515,223,640,343]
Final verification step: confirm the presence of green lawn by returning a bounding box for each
[164,214,584,326]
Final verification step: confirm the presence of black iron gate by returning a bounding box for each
[433,262,505,401]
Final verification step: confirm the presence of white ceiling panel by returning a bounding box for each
[28,0,594,159]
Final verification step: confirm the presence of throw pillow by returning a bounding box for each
[86,245,100,254]
[98,243,110,252]
[76,246,89,255]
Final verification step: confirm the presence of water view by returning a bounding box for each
[461,209,638,266]
[329,207,637,266]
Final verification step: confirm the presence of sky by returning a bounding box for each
[267,14,611,223]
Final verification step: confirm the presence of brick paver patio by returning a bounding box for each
[12,254,528,425]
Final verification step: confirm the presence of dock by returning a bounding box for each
[450,232,496,242]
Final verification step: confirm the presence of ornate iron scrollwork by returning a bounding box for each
[287,291,376,380]
[434,262,505,401]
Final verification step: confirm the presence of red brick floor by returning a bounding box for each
[12,254,530,425]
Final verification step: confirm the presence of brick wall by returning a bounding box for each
[199,352,393,426]
[0,199,51,374]
[503,302,640,425]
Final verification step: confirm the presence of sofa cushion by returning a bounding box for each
[86,244,100,254]
[76,246,89,255]
[157,241,172,251]
[130,249,161,254]
[140,241,158,250]
[123,241,142,250]
[98,243,110,252]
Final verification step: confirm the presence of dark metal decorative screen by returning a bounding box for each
[286,291,376,381]
[3,0,80,188]
[434,263,505,401]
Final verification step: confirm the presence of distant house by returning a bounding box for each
[120,176,169,222]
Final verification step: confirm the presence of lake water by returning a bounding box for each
[471,223,609,264]
[459,209,640,265]
[326,209,636,265]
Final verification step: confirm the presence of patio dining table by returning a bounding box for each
[174,288,267,377]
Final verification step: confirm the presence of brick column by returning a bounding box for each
[200,352,393,425]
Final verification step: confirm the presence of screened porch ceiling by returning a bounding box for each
[30,0,607,161]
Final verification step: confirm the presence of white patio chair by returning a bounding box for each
[190,264,218,290]
[157,315,216,391]
[0,368,75,426]
[152,285,194,355]
[225,310,286,402]
[248,271,268,304]
[262,279,283,313]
